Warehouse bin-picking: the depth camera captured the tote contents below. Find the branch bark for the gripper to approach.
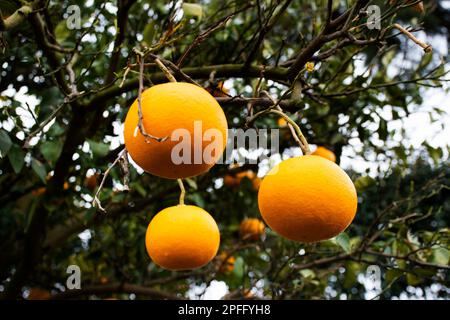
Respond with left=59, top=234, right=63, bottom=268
left=50, top=283, right=183, bottom=300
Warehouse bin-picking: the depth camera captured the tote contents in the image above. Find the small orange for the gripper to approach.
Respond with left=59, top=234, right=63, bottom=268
left=145, top=205, right=220, bottom=271
left=28, top=288, right=51, bottom=300
left=223, top=170, right=256, bottom=188
left=277, top=117, right=288, bottom=127
left=31, top=187, right=46, bottom=196
left=206, top=81, right=229, bottom=97
left=218, top=252, right=236, bottom=273
left=252, top=177, right=262, bottom=190
left=311, top=146, right=336, bottom=162
left=258, top=155, right=357, bottom=243
left=240, top=218, right=265, bottom=241
left=124, top=82, right=228, bottom=179
left=63, top=181, right=69, bottom=190
left=223, top=174, right=238, bottom=187
left=85, top=173, right=99, bottom=191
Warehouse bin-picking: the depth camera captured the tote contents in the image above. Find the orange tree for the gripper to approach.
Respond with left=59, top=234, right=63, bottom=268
left=0, top=0, right=449, bottom=299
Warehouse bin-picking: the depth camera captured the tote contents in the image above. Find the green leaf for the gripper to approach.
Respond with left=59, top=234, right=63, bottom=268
left=0, top=129, right=12, bottom=157
left=142, top=22, right=156, bottom=46
left=88, top=139, right=110, bottom=158
left=385, top=268, right=404, bottom=283
left=8, top=144, right=25, bottom=174
left=188, top=192, right=205, bottom=207
left=335, top=232, right=351, bottom=253
left=343, top=261, right=361, bottom=289
left=47, top=122, right=65, bottom=137
left=378, top=118, right=388, bottom=140
left=40, top=140, right=62, bottom=164
left=406, top=272, right=422, bottom=286
left=182, top=3, right=203, bottom=20
left=354, top=176, right=376, bottom=191
left=131, top=182, right=147, bottom=197
left=54, top=20, right=70, bottom=44
left=232, top=257, right=244, bottom=280
left=31, top=158, right=47, bottom=183
left=299, top=269, right=315, bottom=279
left=431, top=247, right=449, bottom=265
left=424, top=143, right=443, bottom=165
left=185, top=178, right=198, bottom=190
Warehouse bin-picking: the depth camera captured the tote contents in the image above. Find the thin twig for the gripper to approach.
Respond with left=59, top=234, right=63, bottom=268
left=154, top=58, right=177, bottom=83
left=23, top=103, right=65, bottom=148
left=93, top=148, right=127, bottom=213
left=118, top=149, right=130, bottom=192
left=392, top=23, right=432, bottom=53
left=135, top=52, right=168, bottom=143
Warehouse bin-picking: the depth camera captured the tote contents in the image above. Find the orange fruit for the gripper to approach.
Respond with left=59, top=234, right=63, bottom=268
left=85, top=173, right=99, bottom=191
left=145, top=205, right=220, bottom=270
left=31, top=187, right=46, bottom=196
left=206, top=81, right=229, bottom=97
left=124, top=82, right=228, bottom=179
left=223, top=174, right=238, bottom=187
left=63, top=181, right=69, bottom=190
left=218, top=252, right=235, bottom=273
left=311, top=146, right=336, bottom=162
left=252, top=177, right=262, bottom=190
left=258, top=155, right=357, bottom=243
left=223, top=170, right=256, bottom=188
left=277, top=117, right=288, bottom=127
left=240, top=218, right=265, bottom=241
left=28, top=288, right=51, bottom=300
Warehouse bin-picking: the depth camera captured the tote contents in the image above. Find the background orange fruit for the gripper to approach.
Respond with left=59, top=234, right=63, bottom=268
left=223, top=170, right=258, bottom=189
left=27, top=288, right=51, bottom=300
left=85, top=173, right=99, bottom=191
left=124, top=82, right=228, bottom=179
left=218, top=252, right=236, bottom=273
left=145, top=205, right=220, bottom=271
left=205, top=81, right=230, bottom=97
left=240, top=218, right=265, bottom=241
left=258, top=155, right=357, bottom=243
left=311, top=146, right=336, bottom=162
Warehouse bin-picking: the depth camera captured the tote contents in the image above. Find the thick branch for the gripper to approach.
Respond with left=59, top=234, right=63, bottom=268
left=0, top=5, right=33, bottom=31
left=88, top=64, right=288, bottom=106
left=51, top=283, right=183, bottom=300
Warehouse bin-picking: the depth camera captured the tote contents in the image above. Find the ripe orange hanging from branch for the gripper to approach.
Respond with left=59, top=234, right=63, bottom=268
left=145, top=205, right=220, bottom=271
left=124, top=82, right=228, bottom=179
left=258, top=155, right=357, bottom=243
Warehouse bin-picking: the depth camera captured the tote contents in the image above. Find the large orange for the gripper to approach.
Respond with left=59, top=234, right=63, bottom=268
left=124, top=82, right=228, bottom=179
left=258, top=155, right=357, bottom=243
left=311, top=146, right=336, bottom=162
left=145, top=205, right=220, bottom=270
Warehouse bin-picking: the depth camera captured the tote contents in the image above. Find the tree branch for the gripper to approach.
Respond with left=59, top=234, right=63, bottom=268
left=87, top=64, right=288, bottom=107
left=50, top=283, right=183, bottom=300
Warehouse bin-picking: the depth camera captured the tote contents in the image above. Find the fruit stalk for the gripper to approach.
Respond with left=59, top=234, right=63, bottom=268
left=177, top=179, right=186, bottom=205
left=134, top=50, right=167, bottom=142
left=270, top=109, right=311, bottom=155
left=154, top=58, right=177, bottom=83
